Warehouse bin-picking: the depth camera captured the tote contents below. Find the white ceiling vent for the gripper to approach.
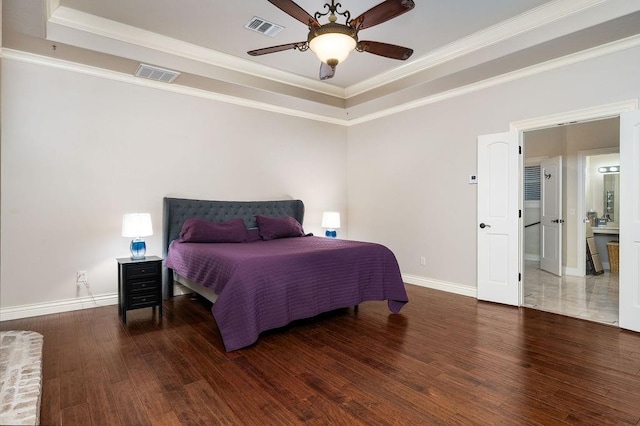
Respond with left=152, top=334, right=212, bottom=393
left=134, top=64, right=180, bottom=83
left=245, top=17, right=284, bottom=37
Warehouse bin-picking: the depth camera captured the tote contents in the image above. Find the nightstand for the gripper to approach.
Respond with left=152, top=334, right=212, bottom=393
left=117, top=256, right=163, bottom=324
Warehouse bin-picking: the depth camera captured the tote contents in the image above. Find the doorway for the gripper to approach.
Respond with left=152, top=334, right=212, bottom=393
left=520, top=118, right=620, bottom=325
left=477, top=101, right=640, bottom=332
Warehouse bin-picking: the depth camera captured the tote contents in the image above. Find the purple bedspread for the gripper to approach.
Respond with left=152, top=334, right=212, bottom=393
left=165, top=236, right=408, bottom=351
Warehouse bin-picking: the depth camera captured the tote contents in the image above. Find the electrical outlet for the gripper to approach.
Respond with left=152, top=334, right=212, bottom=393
left=77, top=271, right=87, bottom=284
left=420, top=256, right=426, bottom=266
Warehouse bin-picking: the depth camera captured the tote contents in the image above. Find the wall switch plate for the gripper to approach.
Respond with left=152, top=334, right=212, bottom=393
left=469, top=175, right=478, bottom=184
left=420, top=256, right=426, bottom=266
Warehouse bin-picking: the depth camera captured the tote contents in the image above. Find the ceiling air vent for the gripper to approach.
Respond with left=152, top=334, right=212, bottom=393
left=134, top=64, right=180, bottom=83
left=245, top=17, right=284, bottom=37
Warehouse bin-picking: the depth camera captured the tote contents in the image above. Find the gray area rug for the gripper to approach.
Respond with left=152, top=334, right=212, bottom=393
left=0, top=330, right=43, bottom=425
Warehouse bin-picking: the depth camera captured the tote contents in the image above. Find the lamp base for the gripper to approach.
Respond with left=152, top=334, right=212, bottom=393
left=130, top=238, right=147, bottom=260
left=325, top=229, right=337, bottom=238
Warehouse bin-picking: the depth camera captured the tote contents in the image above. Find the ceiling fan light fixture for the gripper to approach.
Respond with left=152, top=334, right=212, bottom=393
left=308, top=24, right=357, bottom=66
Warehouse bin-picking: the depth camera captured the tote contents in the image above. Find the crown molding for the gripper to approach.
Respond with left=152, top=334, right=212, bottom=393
left=5, top=33, right=638, bottom=127
left=346, top=34, right=640, bottom=126
left=44, top=0, right=630, bottom=102
left=2, top=49, right=349, bottom=126
left=345, top=0, right=610, bottom=97
left=46, top=5, right=346, bottom=99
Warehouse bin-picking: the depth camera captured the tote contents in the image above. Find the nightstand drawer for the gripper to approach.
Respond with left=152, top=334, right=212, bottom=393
left=126, top=262, right=159, bottom=278
left=129, top=293, right=159, bottom=309
left=129, top=279, right=160, bottom=293
left=117, top=256, right=163, bottom=324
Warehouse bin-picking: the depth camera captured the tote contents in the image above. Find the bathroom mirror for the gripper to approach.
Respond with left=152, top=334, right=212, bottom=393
left=603, top=173, right=620, bottom=224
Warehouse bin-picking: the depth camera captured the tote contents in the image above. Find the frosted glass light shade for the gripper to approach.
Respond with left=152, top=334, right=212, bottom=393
left=309, top=32, right=356, bottom=65
left=122, top=213, right=153, bottom=237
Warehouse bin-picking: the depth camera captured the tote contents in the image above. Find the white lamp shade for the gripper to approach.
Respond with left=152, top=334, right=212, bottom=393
left=321, top=212, right=341, bottom=229
left=122, top=213, right=153, bottom=237
left=309, top=32, right=356, bottom=65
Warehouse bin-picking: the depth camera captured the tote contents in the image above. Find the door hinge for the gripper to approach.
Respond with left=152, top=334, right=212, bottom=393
left=519, top=209, right=522, bottom=218
left=518, top=273, right=521, bottom=282
left=519, top=146, right=522, bottom=154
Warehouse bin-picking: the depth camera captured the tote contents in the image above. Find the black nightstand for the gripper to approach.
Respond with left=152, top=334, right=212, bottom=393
left=117, top=256, right=163, bottom=324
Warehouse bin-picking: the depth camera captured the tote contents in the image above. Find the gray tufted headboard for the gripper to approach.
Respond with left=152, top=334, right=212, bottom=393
left=162, top=197, right=305, bottom=298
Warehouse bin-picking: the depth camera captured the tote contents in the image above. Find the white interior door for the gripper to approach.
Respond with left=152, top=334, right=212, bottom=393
left=540, top=156, right=563, bottom=276
left=620, top=110, right=640, bottom=332
left=477, top=131, right=520, bottom=305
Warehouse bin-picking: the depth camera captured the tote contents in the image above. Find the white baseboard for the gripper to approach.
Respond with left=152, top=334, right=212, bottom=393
left=563, top=266, right=584, bottom=277
left=0, top=293, right=118, bottom=321
left=1, top=275, right=476, bottom=321
left=402, top=274, right=476, bottom=298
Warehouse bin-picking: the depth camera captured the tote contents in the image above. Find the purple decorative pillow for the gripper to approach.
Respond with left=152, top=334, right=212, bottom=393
left=246, top=228, right=261, bottom=242
left=179, top=218, right=248, bottom=243
left=255, top=215, right=305, bottom=241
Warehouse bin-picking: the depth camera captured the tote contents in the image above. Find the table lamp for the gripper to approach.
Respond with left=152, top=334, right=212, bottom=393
left=122, top=213, right=153, bottom=259
left=321, top=211, right=340, bottom=238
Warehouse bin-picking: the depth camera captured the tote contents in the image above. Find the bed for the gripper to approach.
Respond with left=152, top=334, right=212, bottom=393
left=163, top=197, right=408, bottom=351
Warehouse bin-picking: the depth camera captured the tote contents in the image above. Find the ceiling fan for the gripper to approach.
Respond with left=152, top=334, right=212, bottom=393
left=248, top=0, right=415, bottom=80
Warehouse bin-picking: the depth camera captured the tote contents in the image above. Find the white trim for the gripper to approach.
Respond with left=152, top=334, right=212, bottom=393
left=524, top=254, right=541, bottom=261
left=564, top=266, right=584, bottom=277
left=402, top=274, right=476, bottom=298
left=0, top=293, right=118, bottom=321
left=2, top=49, right=349, bottom=126
left=349, top=35, right=640, bottom=126
left=511, top=99, right=639, bottom=131
left=346, top=0, right=610, bottom=97
left=47, top=6, right=346, bottom=99
left=5, top=33, right=639, bottom=127
left=44, top=0, right=622, bottom=99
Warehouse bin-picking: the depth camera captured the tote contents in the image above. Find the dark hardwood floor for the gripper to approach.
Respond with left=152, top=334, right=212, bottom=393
left=2, top=284, right=639, bottom=425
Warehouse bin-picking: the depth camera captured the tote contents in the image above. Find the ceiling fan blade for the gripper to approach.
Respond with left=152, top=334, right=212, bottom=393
left=319, top=62, right=335, bottom=80
left=350, top=0, right=415, bottom=30
left=248, top=41, right=306, bottom=56
left=357, top=41, right=413, bottom=60
left=268, top=0, right=320, bottom=28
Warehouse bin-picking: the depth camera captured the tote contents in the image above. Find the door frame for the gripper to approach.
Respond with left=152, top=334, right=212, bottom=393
left=509, top=99, right=637, bottom=308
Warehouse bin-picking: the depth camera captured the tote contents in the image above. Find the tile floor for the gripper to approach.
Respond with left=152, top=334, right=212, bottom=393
left=522, top=260, right=619, bottom=325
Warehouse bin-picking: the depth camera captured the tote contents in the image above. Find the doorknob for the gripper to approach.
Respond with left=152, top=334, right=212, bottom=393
left=479, top=223, right=491, bottom=229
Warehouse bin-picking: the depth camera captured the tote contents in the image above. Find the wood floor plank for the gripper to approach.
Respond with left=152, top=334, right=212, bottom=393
left=60, top=403, right=92, bottom=426
left=111, top=379, right=151, bottom=426
left=40, top=377, right=61, bottom=426
left=2, top=284, right=640, bottom=425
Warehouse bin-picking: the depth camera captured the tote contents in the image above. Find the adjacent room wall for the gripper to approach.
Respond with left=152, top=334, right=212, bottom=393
left=347, top=45, right=640, bottom=292
left=0, top=58, right=348, bottom=309
left=523, top=119, right=619, bottom=275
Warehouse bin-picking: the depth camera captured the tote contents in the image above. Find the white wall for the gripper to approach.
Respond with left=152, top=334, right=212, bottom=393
left=2, top=44, right=640, bottom=313
left=0, top=59, right=348, bottom=309
left=347, top=45, right=640, bottom=291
